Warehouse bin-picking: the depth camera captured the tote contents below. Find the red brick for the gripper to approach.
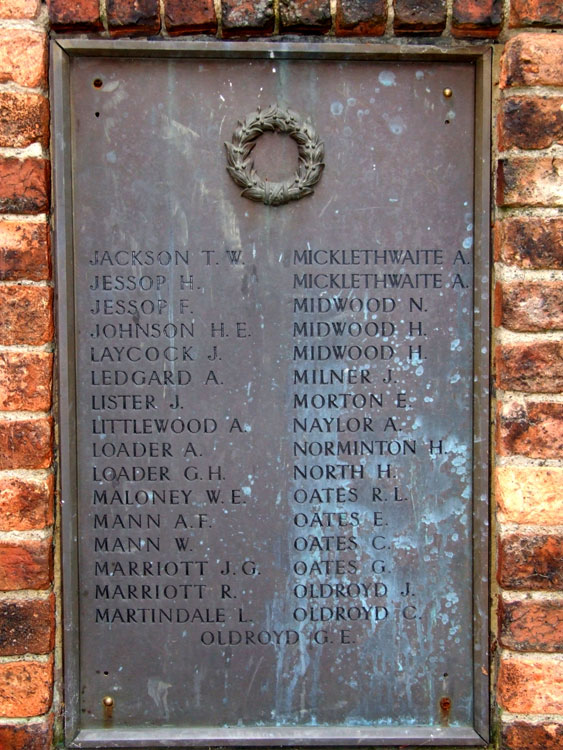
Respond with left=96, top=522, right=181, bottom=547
left=47, top=0, right=103, bottom=30
left=498, top=281, right=563, bottom=331
left=495, top=217, right=563, bottom=269
left=0, top=476, right=54, bottom=532
left=335, top=0, right=387, bottom=35
left=500, top=33, right=563, bottom=88
left=164, top=0, right=217, bottom=34
left=502, top=721, right=563, bottom=750
left=496, top=342, right=563, bottom=392
left=498, top=657, right=563, bottom=714
left=497, top=401, right=563, bottom=459
left=280, top=0, right=332, bottom=33
left=0, top=93, right=49, bottom=150
left=501, top=219, right=563, bottom=266
left=0, top=220, right=50, bottom=281
left=498, top=532, right=563, bottom=589
left=0, top=159, right=49, bottom=215
left=452, top=0, right=502, bottom=38
left=0, top=286, right=53, bottom=346
left=0, top=351, right=52, bottom=411
left=107, top=0, right=160, bottom=36
left=497, top=157, right=563, bottom=207
left=493, top=280, right=503, bottom=328
left=0, top=595, right=55, bottom=655
left=510, top=0, right=563, bottom=28
left=499, top=96, right=563, bottom=151
left=0, top=718, right=53, bottom=750
left=221, top=0, right=274, bottom=37
left=0, top=418, right=53, bottom=470
left=496, top=465, right=563, bottom=524
left=0, top=539, right=52, bottom=590
left=500, top=598, right=563, bottom=652
left=0, top=0, right=40, bottom=19
left=0, top=660, right=52, bottom=717
left=393, top=0, right=446, bottom=34
left=0, top=30, right=46, bottom=88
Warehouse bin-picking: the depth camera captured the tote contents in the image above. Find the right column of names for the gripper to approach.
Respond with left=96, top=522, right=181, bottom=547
left=289, top=244, right=472, bottom=647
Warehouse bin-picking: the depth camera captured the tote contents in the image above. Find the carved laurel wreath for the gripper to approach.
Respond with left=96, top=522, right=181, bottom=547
left=224, top=104, right=325, bottom=207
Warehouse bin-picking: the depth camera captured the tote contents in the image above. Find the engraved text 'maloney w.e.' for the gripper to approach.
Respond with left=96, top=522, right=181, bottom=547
left=225, top=104, right=325, bottom=207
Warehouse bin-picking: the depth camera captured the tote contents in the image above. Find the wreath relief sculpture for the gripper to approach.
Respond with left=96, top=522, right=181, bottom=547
left=225, top=104, right=325, bottom=207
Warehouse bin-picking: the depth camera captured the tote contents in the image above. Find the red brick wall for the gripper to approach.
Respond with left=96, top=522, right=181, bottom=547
left=495, top=25, right=563, bottom=750
left=0, top=1, right=560, bottom=748
left=0, top=1, right=55, bottom=748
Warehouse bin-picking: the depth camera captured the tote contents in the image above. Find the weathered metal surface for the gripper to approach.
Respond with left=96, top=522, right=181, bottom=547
left=53, top=41, right=490, bottom=747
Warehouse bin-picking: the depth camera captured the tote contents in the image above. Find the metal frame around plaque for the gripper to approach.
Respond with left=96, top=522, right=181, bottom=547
left=51, top=39, right=491, bottom=748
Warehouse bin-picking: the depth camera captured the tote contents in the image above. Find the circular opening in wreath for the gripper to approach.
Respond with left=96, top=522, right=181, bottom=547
left=251, top=131, right=300, bottom=183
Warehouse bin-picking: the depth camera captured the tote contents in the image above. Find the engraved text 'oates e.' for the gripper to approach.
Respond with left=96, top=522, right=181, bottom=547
left=53, top=41, right=490, bottom=748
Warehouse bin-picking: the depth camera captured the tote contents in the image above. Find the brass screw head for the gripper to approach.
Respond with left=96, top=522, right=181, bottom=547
left=102, top=696, right=114, bottom=708
left=443, top=88, right=453, bottom=98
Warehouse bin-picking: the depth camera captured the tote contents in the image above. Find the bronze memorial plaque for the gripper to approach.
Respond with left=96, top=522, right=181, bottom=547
left=53, top=42, right=490, bottom=747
